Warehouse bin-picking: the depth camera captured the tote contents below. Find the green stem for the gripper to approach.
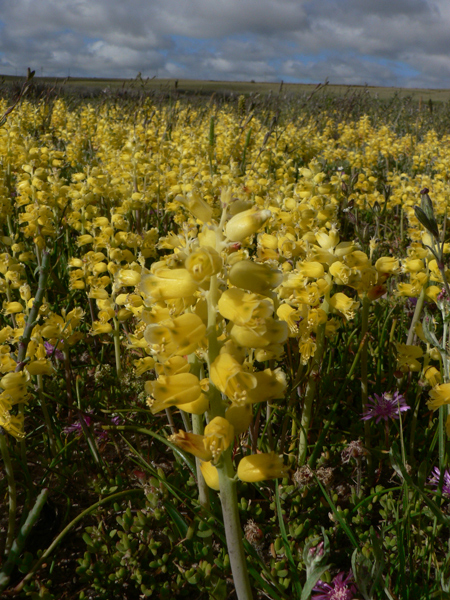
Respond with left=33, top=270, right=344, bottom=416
left=205, top=273, right=253, bottom=599
left=112, top=316, right=122, bottom=379
left=218, top=451, right=254, bottom=600
left=298, top=294, right=330, bottom=465
left=0, top=431, right=16, bottom=558
left=361, top=295, right=371, bottom=468
left=406, top=282, right=427, bottom=346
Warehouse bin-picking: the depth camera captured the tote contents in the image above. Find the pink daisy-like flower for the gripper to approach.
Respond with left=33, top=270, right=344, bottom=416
left=312, top=570, right=357, bottom=600
left=361, top=391, right=410, bottom=424
left=428, top=467, right=450, bottom=498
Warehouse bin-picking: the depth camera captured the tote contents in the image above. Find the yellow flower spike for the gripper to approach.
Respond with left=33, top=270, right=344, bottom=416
left=225, top=404, right=253, bottom=435
left=185, top=246, right=222, bottom=283
left=203, top=416, right=235, bottom=461
left=170, top=430, right=213, bottom=461
left=428, top=383, right=450, bottom=411
left=146, top=372, right=203, bottom=413
left=139, top=268, right=197, bottom=301
left=199, top=461, right=220, bottom=491
left=329, top=293, right=359, bottom=320
left=237, top=452, right=289, bottom=483
left=225, top=207, right=272, bottom=242
left=210, top=353, right=257, bottom=403
left=228, top=260, right=283, bottom=295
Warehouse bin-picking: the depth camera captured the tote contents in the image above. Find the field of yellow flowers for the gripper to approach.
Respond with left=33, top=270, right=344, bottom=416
left=1, top=85, right=450, bottom=599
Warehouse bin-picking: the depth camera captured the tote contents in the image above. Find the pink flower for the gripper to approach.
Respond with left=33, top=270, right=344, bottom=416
left=312, top=571, right=357, bottom=600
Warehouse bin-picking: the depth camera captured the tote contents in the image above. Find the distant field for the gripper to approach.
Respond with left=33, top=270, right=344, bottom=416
left=1, top=73, right=450, bottom=102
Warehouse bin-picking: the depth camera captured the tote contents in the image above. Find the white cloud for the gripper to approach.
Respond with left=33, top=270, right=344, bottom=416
left=0, top=0, right=449, bottom=87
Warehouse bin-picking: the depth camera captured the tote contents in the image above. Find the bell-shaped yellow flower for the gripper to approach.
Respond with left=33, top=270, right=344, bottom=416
left=424, top=366, right=442, bottom=388
left=200, top=460, right=220, bottom=490
left=218, top=288, right=273, bottom=325
left=185, top=246, right=222, bottom=283
left=203, top=416, right=235, bottom=461
left=329, top=293, right=359, bottom=320
left=176, top=191, right=213, bottom=223
left=428, top=383, right=450, bottom=411
left=225, top=404, right=253, bottom=435
left=139, top=268, right=198, bottom=301
left=228, top=260, right=282, bottom=295
left=225, top=208, right=271, bottom=242
left=231, top=318, right=288, bottom=349
left=170, top=430, right=213, bottom=461
left=245, top=369, right=287, bottom=405
left=396, top=343, right=423, bottom=372
left=210, top=353, right=257, bottom=403
left=237, top=452, right=289, bottom=482
left=146, top=372, right=203, bottom=413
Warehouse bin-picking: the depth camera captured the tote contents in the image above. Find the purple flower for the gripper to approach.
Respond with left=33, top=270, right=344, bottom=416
left=428, top=467, right=450, bottom=498
left=312, top=571, right=357, bottom=600
left=361, top=391, right=410, bottom=424
left=44, top=341, right=64, bottom=361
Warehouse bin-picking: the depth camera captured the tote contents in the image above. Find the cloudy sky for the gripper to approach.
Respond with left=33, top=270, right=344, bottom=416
left=1, top=0, right=450, bottom=88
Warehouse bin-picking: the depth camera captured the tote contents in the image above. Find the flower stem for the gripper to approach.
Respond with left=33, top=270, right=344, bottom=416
left=298, top=294, right=329, bottom=465
left=0, top=431, right=16, bottom=558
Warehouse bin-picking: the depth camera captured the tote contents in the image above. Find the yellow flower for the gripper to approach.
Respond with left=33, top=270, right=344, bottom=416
left=245, top=369, right=287, bottom=405
left=146, top=372, right=203, bottom=413
left=396, top=343, right=423, bottom=373
left=237, top=452, right=289, bottom=482
left=329, top=293, right=359, bottom=320
left=424, top=366, right=441, bottom=388
left=375, top=256, right=400, bottom=274
left=225, top=404, right=253, bottom=435
left=428, top=383, right=450, bottom=411
left=203, top=416, right=235, bottom=461
left=228, top=260, right=282, bottom=295
left=185, top=247, right=222, bottom=283
left=170, top=430, right=213, bottom=461
left=4, top=301, right=24, bottom=315
left=210, top=353, right=257, bottom=403
left=176, top=191, right=213, bottom=223
left=230, top=318, right=288, bottom=349
left=218, top=288, right=273, bottom=325
left=144, top=313, right=206, bottom=358
left=225, top=208, right=271, bottom=242
left=139, top=268, right=197, bottom=301
left=200, top=461, right=220, bottom=490
left=26, top=359, right=54, bottom=376
left=0, top=410, right=24, bottom=439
